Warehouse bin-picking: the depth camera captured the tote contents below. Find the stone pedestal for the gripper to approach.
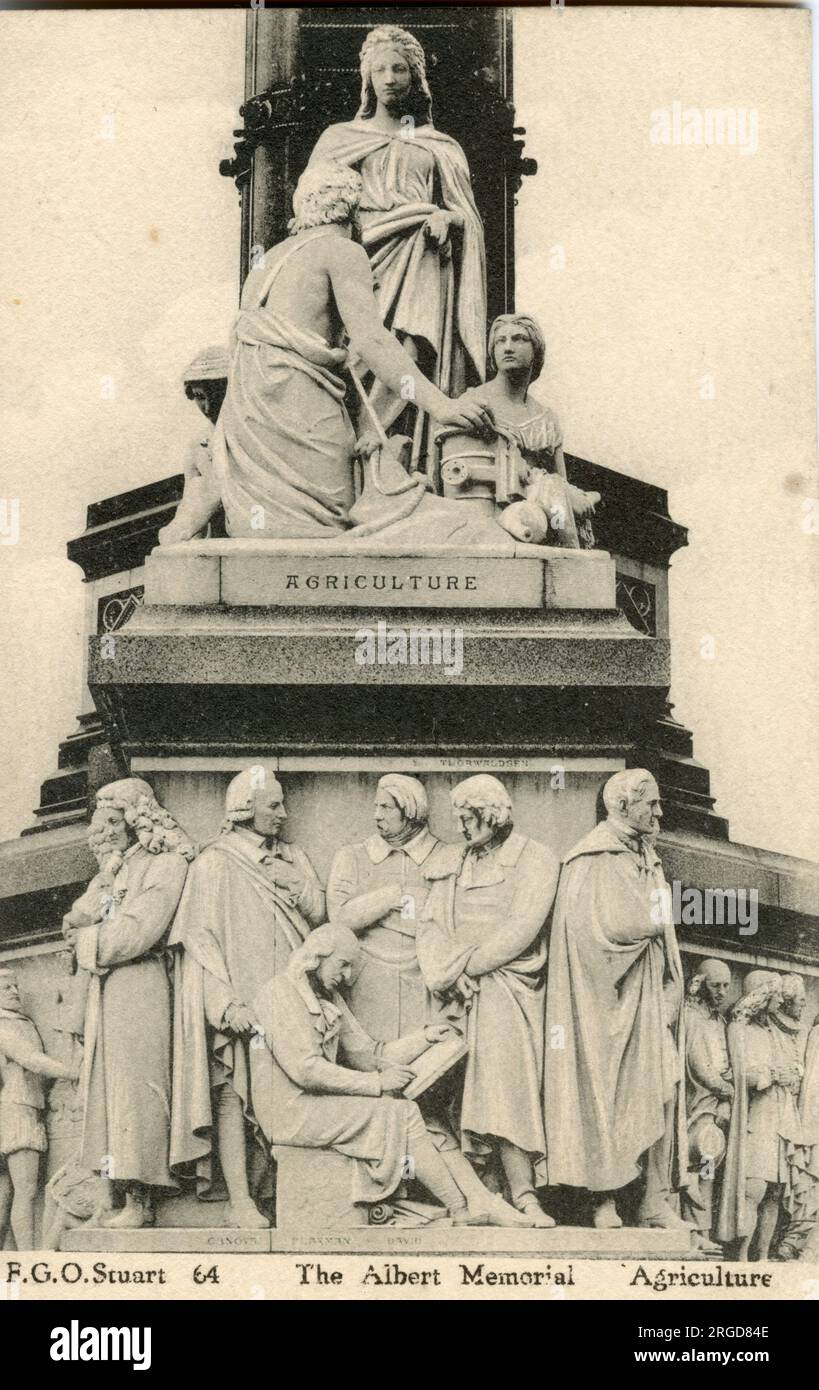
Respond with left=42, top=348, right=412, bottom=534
left=272, top=1147, right=368, bottom=1231
left=144, top=538, right=618, bottom=612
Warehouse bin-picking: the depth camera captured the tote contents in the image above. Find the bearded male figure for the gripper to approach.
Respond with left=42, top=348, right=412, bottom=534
left=169, top=768, right=324, bottom=1228
left=544, top=769, right=689, bottom=1232
left=306, top=24, right=487, bottom=468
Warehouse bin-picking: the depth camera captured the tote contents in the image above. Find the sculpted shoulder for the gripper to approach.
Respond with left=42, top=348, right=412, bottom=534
left=253, top=971, right=296, bottom=1026
left=424, top=842, right=463, bottom=880
left=518, top=835, right=561, bottom=882
left=324, top=234, right=372, bottom=277
left=140, top=847, right=190, bottom=889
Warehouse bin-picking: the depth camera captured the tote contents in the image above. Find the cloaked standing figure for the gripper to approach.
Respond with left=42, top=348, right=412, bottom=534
left=681, top=959, right=734, bottom=1249
left=779, top=1008, right=819, bottom=1260
left=169, top=768, right=325, bottom=1228
left=544, top=769, right=689, bottom=1231
left=307, top=23, right=487, bottom=469
left=717, top=971, right=806, bottom=1260
left=326, top=774, right=444, bottom=1041
left=65, top=778, right=194, bottom=1230
left=417, top=775, right=559, bottom=1227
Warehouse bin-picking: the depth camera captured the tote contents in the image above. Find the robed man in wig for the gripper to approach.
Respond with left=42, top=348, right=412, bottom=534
left=306, top=23, right=487, bottom=466
left=543, top=769, right=689, bottom=1231
left=169, top=768, right=325, bottom=1228
left=65, top=778, right=194, bottom=1230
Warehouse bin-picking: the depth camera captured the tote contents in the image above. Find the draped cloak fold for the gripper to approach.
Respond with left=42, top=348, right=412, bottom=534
left=308, top=121, right=487, bottom=392
left=210, top=233, right=356, bottom=540
left=251, top=974, right=418, bottom=1206
left=77, top=845, right=188, bottom=1190
left=168, top=833, right=319, bottom=1196
left=417, top=832, right=557, bottom=1183
left=791, top=1024, right=819, bottom=1225
left=543, top=821, right=687, bottom=1194
left=716, top=1014, right=805, bottom=1243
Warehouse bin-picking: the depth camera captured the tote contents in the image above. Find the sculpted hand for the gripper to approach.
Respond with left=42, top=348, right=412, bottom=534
left=64, top=906, right=94, bottom=934
left=437, top=397, right=495, bottom=439
left=353, top=430, right=383, bottom=460
left=422, top=211, right=454, bottom=251
left=225, top=1003, right=256, bottom=1036
left=454, top=973, right=480, bottom=1008
left=716, top=1080, right=734, bottom=1100
left=423, top=1024, right=455, bottom=1045
left=379, top=1065, right=416, bottom=1095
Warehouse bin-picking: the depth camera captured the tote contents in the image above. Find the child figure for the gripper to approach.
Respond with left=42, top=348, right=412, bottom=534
left=158, top=345, right=227, bottom=546
left=459, top=313, right=599, bottom=547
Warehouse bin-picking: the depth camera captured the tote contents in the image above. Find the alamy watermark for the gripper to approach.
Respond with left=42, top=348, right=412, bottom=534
left=355, top=621, right=464, bottom=678
left=652, top=880, right=759, bottom=936
left=650, top=102, right=759, bottom=156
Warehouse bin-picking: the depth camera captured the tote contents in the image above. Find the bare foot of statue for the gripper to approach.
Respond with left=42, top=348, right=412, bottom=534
left=514, top=1192, right=556, bottom=1228
left=593, top=1198, right=622, bottom=1229
left=637, top=1200, right=692, bottom=1231
left=225, top=1198, right=268, bottom=1230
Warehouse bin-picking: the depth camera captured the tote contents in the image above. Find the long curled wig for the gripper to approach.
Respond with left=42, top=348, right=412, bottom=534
left=95, top=778, right=195, bottom=862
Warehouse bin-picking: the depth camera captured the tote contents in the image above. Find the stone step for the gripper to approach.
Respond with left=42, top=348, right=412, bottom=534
left=61, top=1224, right=693, bottom=1259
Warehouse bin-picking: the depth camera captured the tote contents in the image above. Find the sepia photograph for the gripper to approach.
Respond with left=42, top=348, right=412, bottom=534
left=1, top=1, right=817, bottom=1324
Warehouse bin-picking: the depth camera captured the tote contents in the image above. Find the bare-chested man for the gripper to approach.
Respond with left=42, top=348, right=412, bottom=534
left=164, top=160, right=492, bottom=543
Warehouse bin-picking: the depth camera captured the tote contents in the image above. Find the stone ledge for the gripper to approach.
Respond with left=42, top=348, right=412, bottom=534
left=144, top=540, right=616, bottom=612
left=89, top=624, right=668, bottom=690
left=60, top=1224, right=693, bottom=1258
